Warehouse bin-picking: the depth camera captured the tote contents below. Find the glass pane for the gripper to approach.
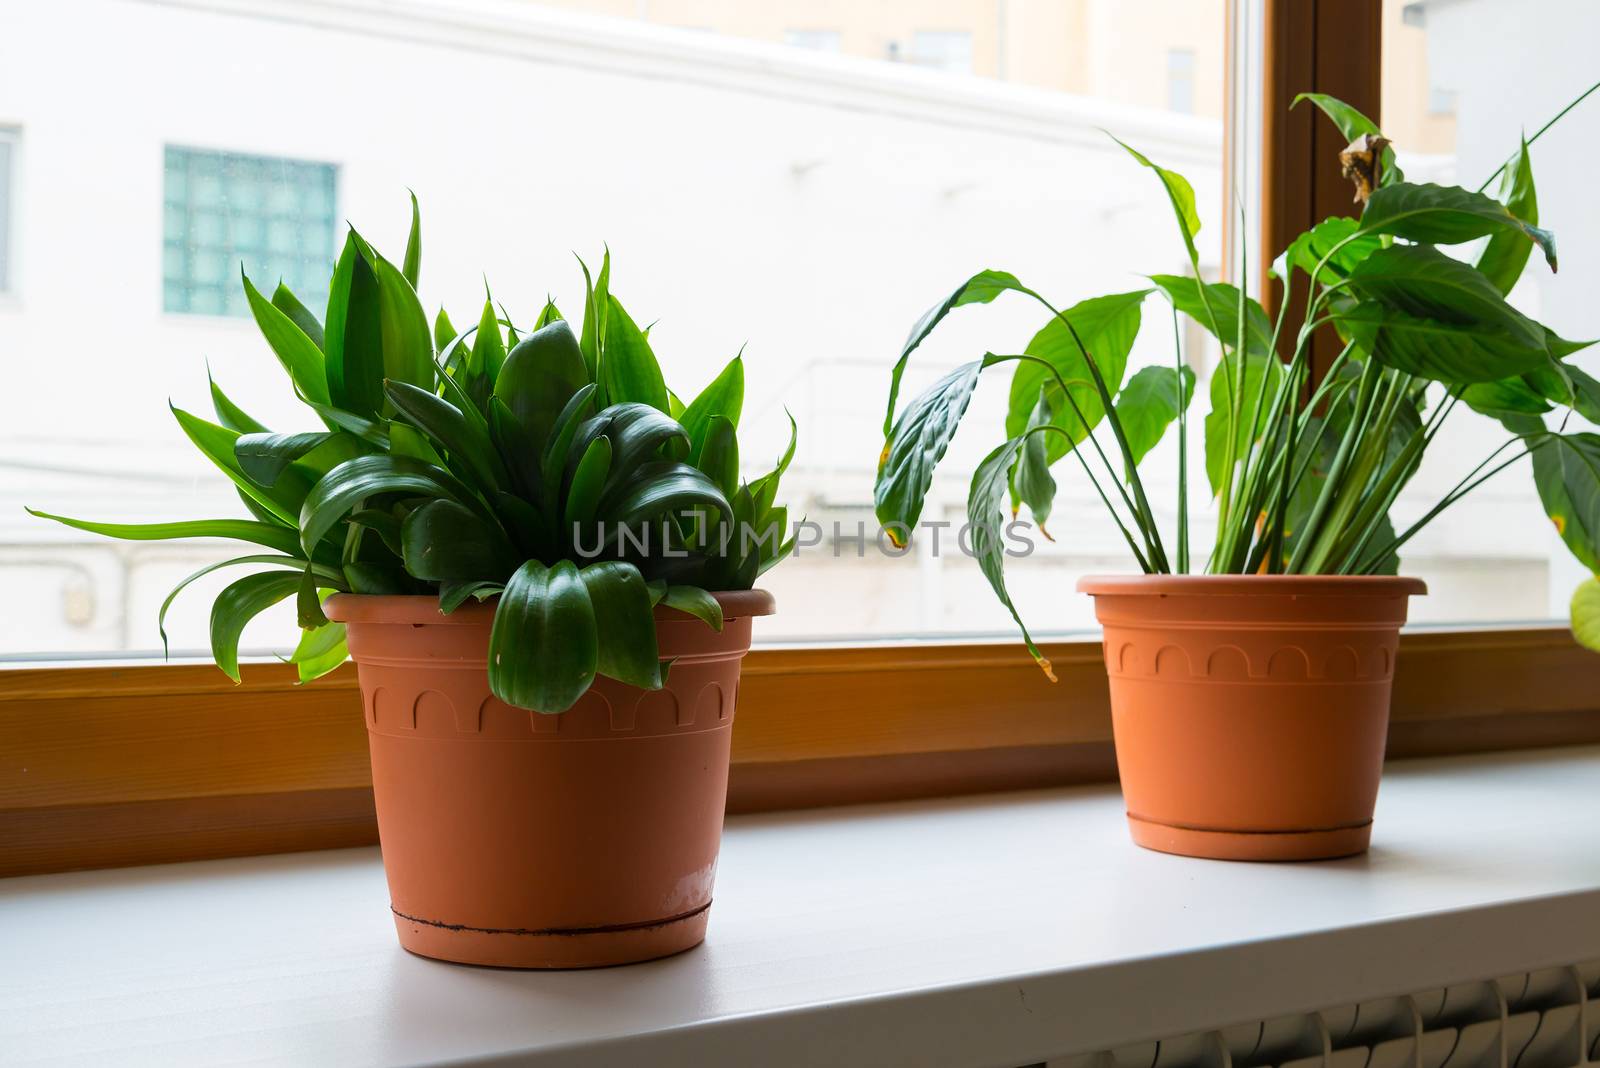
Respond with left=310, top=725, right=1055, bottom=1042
left=0, top=136, right=11, bottom=293
left=1, top=1, right=1229, bottom=659
left=1379, top=0, right=1598, bottom=624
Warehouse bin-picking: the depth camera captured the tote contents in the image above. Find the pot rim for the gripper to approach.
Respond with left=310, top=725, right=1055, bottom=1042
left=1076, top=573, right=1426, bottom=597
left=324, top=588, right=776, bottom=625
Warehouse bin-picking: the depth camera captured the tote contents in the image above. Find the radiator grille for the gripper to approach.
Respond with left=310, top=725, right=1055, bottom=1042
left=1043, top=963, right=1600, bottom=1068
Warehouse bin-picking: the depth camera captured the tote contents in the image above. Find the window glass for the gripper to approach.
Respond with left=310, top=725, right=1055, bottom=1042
left=1380, top=0, right=1600, bottom=623
left=162, top=147, right=337, bottom=317
left=1167, top=49, right=1197, bottom=114
left=0, top=0, right=1227, bottom=658
left=0, top=132, right=12, bottom=293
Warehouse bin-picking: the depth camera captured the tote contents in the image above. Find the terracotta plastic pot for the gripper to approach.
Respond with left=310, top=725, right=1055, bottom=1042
left=324, top=589, right=774, bottom=969
left=1077, top=575, right=1425, bottom=862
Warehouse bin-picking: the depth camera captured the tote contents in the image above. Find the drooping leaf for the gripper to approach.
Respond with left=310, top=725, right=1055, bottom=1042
left=1115, top=364, right=1195, bottom=474
left=297, top=566, right=329, bottom=629
left=299, top=453, right=477, bottom=557
left=599, top=294, right=669, bottom=413
left=578, top=560, right=661, bottom=688
left=400, top=499, right=518, bottom=582
left=1359, top=182, right=1557, bottom=273
left=599, top=461, right=732, bottom=529
left=883, top=269, right=1026, bottom=436
left=661, top=585, right=723, bottom=631
left=1012, top=388, right=1057, bottom=533
left=488, top=560, right=598, bottom=713
left=24, top=511, right=302, bottom=556
left=210, top=571, right=303, bottom=682
left=968, top=435, right=1053, bottom=679
left=288, top=620, right=347, bottom=682
left=876, top=357, right=992, bottom=540
left=1527, top=431, right=1600, bottom=574
left=1112, top=135, right=1202, bottom=263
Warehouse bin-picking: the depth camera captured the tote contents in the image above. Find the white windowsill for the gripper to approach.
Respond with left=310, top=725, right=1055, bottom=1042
left=4, top=747, right=1600, bottom=1068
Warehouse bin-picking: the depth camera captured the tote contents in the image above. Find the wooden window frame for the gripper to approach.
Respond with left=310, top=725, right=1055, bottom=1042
left=5, top=0, right=1599, bottom=879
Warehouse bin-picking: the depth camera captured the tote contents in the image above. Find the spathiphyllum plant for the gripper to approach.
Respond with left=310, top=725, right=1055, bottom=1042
left=32, top=200, right=796, bottom=713
left=876, top=88, right=1600, bottom=675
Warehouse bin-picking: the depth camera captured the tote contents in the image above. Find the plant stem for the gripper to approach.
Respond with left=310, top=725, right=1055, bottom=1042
left=1171, top=305, right=1190, bottom=574
left=1476, top=78, right=1600, bottom=194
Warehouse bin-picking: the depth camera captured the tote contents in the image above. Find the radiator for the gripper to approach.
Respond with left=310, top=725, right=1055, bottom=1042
left=1041, top=963, right=1600, bottom=1068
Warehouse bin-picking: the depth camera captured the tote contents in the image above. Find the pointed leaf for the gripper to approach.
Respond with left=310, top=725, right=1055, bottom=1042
left=210, top=571, right=303, bottom=682
left=661, top=585, right=724, bottom=631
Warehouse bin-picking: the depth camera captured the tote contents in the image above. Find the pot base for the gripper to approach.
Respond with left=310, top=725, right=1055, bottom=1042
left=392, top=905, right=711, bottom=969
left=1127, top=815, right=1372, bottom=862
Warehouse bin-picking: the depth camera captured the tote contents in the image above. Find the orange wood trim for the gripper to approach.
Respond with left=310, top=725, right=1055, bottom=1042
left=4, top=626, right=1599, bottom=877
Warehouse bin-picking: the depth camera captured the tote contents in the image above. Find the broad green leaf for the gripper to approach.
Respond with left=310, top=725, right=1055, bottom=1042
left=1113, top=136, right=1202, bottom=262
left=1275, top=216, right=1382, bottom=283
left=299, top=453, right=477, bottom=556
left=324, top=233, right=385, bottom=416
left=210, top=571, right=303, bottom=682
left=297, top=566, right=328, bottom=629
left=599, top=294, right=669, bottom=412
left=538, top=383, right=600, bottom=517
left=967, top=435, right=1053, bottom=678
left=1204, top=352, right=1282, bottom=495
left=343, top=562, right=414, bottom=595
left=576, top=403, right=688, bottom=480
left=1292, top=92, right=1403, bottom=186
left=234, top=431, right=336, bottom=488
left=1115, top=364, right=1195, bottom=474
left=401, top=499, right=517, bottom=582
left=1012, top=388, right=1056, bottom=533
left=488, top=560, right=598, bottom=713
left=679, top=355, right=744, bottom=454
left=271, top=282, right=326, bottom=353
left=402, top=190, right=421, bottom=289
left=883, top=269, right=1026, bottom=436
left=1461, top=377, right=1553, bottom=422
left=386, top=379, right=510, bottom=493
left=1359, top=182, right=1557, bottom=273
left=564, top=435, right=613, bottom=533
left=1006, top=289, right=1149, bottom=462
left=357, top=234, right=436, bottom=399
left=661, top=585, right=723, bottom=630
left=1477, top=136, right=1538, bottom=295
left=25, top=511, right=302, bottom=555
left=599, top=461, right=732, bottom=529
left=1149, top=277, right=1271, bottom=358
left=170, top=405, right=299, bottom=524
left=1571, top=577, right=1600, bottom=653
left=876, top=358, right=991, bottom=540
left=289, top=620, right=347, bottom=681
left=348, top=507, right=405, bottom=557
left=495, top=319, right=590, bottom=452
left=1527, top=431, right=1600, bottom=574
left=1338, top=244, right=1551, bottom=383
left=439, top=580, right=505, bottom=614
left=386, top=422, right=446, bottom=468
left=467, top=297, right=507, bottom=384
left=578, top=560, right=662, bottom=688
left=242, top=271, right=331, bottom=407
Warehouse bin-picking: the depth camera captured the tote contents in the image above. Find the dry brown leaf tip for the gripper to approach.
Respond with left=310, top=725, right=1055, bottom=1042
left=1340, top=133, right=1391, bottom=205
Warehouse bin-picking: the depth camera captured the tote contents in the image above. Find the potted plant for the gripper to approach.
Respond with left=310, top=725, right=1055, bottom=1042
left=875, top=93, right=1600, bottom=861
left=31, top=201, right=796, bottom=966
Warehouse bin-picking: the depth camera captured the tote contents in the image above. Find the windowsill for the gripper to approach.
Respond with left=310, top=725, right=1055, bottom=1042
left=4, top=747, right=1600, bottom=1067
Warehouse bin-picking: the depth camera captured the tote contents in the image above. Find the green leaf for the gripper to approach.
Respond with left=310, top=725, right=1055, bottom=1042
left=465, top=297, right=507, bottom=386
left=1461, top=377, right=1553, bottom=422
left=534, top=299, right=563, bottom=329
left=599, top=294, right=669, bottom=412
left=1112, top=136, right=1202, bottom=263
left=402, top=191, right=422, bottom=289
left=234, top=431, right=337, bottom=488
left=967, top=435, right=1053, bottom=678
left=578, top=560, right=662, bottom=688
left=1275, top=216, right=1382, bottom=283
left=1006, top=289, right=1149, bottom=462
left=1338, top=244, right=1552, bottom=383
left=385, top=379, right=510, bottom=493
left=1012, top=388, right=1057, bottom=532
left=207, top=369, right=270, bottom=434
left=358, top=234, right=436, bottom=401
left=1115, top=364, right=1195, bottom=474
left=242, top=271, right=331, bottom=407
left=1571, top=577, right=1600, bottom=653
left=564, top=435, right=613, bottom=533
left=1204, top=352, right=1282, bottom=495
left=746, top=409, right=798, bottom=516
left=210, top=571, right=303, bottom=682
left=1148, top=277, right=1271, bottom=358
left=297, top=566, right=329, bottom=629
left=299, top=453, right=476, bottom=557
left=434, top=307, right=459, bottom=358
left=343, top=562, right=414, bottom=595
left=288, top=621, right=347, bottom=682
left=875, top=358, right=990, bottom=539
left=599, top=461, right=732, bottom=529
left=1528, top=431, right=1600, bottom=574
left=271, top=283, right=326, bottom=353
left=155, top=554, right=312, bottom=656
left=488, top=560, right=598, bottom=713
left=578, top=250, right=610, bottom=381
left=439, top=579, right=504, bottom=614
left=538, top=383, right=600, bottom=516
left=1477, top=137, right=1538, bottom=296
left=1359, top=182, right=1557, bottom=273
left=24, top=511, right=302, bottom=556
left=400, top=499, right=518, bottom=582
left=661, top=585, right=723, bottom=630
left=170, top=405, right=299, bottom=524
left=680, top=355, right=744, bottom=454
left=695, top=415, right=740, bottom=499
left=883, top=269, right=1026, bottom=436
left=324, top=232, right=385, bottom=417
left=1292, top=92, right=1403, bottom=186
left=495, top=319, right=591, bottom=452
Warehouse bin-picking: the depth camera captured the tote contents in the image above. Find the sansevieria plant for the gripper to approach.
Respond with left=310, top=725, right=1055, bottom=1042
left=31, top=200, right=796, bottom=713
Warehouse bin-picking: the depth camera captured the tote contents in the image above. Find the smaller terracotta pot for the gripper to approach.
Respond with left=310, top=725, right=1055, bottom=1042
left=325, top=589, right=773, bottom=968
left=1078, top=575, right=1425, bottom=862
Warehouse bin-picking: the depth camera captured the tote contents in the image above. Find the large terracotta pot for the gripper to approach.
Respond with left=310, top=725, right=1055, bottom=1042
left=324, top=589, right=774, bottom=968
left=1077, top=575, right=1425, bottom=862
